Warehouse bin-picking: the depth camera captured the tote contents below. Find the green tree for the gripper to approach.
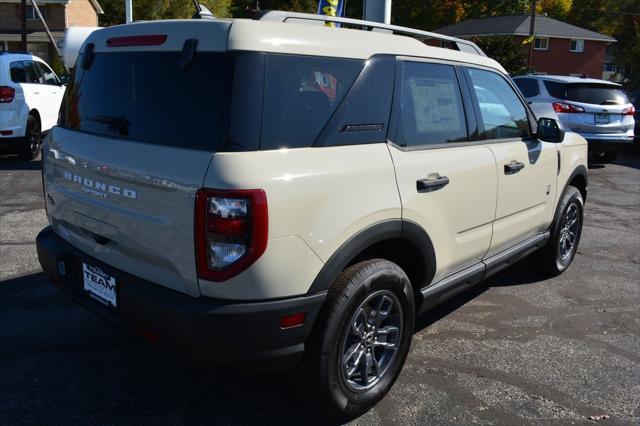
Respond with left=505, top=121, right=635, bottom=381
left=99, top=0, right=232, bottom=26
left=471, top=35, right=528, bottom=75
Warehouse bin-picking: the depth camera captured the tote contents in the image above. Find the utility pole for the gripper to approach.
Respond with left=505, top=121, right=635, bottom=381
left=31, top=0, right=60, bottom=56
left=20, top=0, right=27, bottom=51
left=527, top=0, right=537, bottom=72
left=125, top=0, right=132, bottom=23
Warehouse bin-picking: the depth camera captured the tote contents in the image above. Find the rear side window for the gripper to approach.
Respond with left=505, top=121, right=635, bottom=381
left=544, top=81, right=628, bottom=105
left=23, top=60, right=44, bottom=84
left=62, top=52, right=228, bottom=151
left=514, top=78, right=540, bottom=98
left=10, top=61, right=26, bottom=83
left=467, top=68, right=531, bottom=140
left=395, top=61, right=468, bottom=147
left=260, top=54, right=363, bottom=150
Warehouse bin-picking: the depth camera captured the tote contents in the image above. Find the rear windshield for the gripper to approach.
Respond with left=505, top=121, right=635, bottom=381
left=61, top=51, right=365, bottom=151
left=544, top=81, right=628, bottom=105
left=61, top=52, right=227, bottom=151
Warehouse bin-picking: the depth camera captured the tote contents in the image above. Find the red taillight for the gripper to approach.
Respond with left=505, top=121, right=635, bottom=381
left=0, top=130, right=13, bottom=135
left=622, top=106, right=636, bottom=116
left=553, top=102, right=585, bottom=113
left=0, top=86, right=15, bottom=103
left=195, top=189, right=268, bottom=282
left=106, top=34, right=167, bottom=47
left=280, top=313, right=306, bottom=329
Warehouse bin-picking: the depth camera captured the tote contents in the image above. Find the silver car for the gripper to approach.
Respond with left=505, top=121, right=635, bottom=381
left=513, top=75, right=635, bottom=163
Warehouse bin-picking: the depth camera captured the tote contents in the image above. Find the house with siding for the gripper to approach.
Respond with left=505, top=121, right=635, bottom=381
left=0, top=0, right=103, bottom=62
left=435, top=14, right=616, bottom=79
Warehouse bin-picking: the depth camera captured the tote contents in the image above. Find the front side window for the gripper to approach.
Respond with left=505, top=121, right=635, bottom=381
left=570, top=39, right=584, bottom=53
left=260, top=54, right=363, bottom=150
left=534, top=38, right=549, bottom=50
left=467, top=68, right=531, bottom=140
left=514, top=78, right=540, bottom=98
left=35, top=61, right=59, bottom=85
left=9, top=61, right=26, bottom=83
left=395, top=61, right=467, bottom=147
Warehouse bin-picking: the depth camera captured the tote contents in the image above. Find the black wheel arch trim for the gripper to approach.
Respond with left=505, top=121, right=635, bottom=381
left=565, top=165, right=588, bottom=202
left=306, top=219, right=437, bottom=294
left=549, top=165, right=587, bottom=237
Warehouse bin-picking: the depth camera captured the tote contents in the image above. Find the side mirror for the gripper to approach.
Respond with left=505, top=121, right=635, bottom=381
left=537, top=117, right=565, bottom=143
left=59, top=75, right=69, bottom=85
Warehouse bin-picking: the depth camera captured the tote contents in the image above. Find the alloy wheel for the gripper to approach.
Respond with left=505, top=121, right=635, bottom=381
left=340, top=290, right=403, bottom=393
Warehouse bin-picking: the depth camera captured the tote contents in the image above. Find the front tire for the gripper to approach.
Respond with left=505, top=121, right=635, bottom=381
left=535, top=186, right=584, bottom=277
left=295, top=259, right=415, bottom=420
left=17, top=115, right=42, bottom=161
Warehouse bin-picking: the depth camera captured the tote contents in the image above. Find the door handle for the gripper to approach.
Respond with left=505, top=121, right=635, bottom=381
left=504, top=161, right=525, bottom=175
left=417, top=175, right=450, bottom=193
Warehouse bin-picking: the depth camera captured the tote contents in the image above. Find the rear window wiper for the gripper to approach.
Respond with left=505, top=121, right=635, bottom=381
left=86, top=115, right=130, bottom=136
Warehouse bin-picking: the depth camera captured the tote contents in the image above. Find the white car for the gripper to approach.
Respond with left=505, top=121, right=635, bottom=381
left=0, top=52, right=66, bottom=160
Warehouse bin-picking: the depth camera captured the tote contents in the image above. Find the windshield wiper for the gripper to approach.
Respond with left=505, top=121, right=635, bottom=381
left=86, top=115, right=130, bottom=136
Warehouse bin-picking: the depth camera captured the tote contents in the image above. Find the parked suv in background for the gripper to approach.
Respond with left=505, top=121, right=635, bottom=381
left=36, top=12, right=588, bottom=419
left=0, top=51, right=66, bottom=160
left=513, top=75, right=635, bottom=164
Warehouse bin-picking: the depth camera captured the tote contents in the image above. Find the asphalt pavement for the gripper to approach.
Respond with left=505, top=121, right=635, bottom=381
left=1, top=151, right=638, bottom=425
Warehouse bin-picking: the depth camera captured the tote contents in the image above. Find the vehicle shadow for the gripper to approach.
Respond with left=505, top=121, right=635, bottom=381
left=0, top=271, right=338, bottom=425
left=414, top=256, right=539, bottom=333
left=1, top=258, right=541, bottom=425
left=0, top=155, right=41, bottom=171
left=614, top=151, right=640, bottom=170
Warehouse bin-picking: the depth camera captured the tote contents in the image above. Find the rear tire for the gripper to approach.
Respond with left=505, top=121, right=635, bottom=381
left=589, top=151, right=617, bottom=164
left=534, top=186, right=584, bottom=277
left=17, top=115, right=41, bottom=161
left=294, top=259, right=415, bottom=420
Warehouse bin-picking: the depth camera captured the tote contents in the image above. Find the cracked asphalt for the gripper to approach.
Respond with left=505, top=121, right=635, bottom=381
left=1, top=152, right=639, bottom=425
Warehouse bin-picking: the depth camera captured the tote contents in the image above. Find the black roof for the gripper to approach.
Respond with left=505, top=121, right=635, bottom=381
left=435, top=14, right=616, bottom=42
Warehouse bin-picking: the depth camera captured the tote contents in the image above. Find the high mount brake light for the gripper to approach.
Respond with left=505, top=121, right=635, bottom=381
left=195, top=189, right=268, bottom=282
left=106, top=34, right=167, bottom=47
left=552, top=102, right=585, bottom=113
left=0, top=86, right=15, bottom=103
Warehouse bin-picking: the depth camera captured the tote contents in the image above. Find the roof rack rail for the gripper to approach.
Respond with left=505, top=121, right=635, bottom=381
left=256, top=10, right=486, bottom=57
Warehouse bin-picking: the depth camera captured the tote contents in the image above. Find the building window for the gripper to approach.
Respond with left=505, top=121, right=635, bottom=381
left=26, top=5, right=46, bottom=20
left=604, top=63, right=617, bottom=72
left=570, top=39, right=584, bottom=53
left=533, top=38, right=548, bottom=50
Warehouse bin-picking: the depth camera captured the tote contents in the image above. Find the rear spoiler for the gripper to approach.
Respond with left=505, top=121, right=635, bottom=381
left=62, top=27, right=99, bottom=71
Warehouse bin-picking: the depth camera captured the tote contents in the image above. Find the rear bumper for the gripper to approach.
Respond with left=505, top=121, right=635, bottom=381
left=0, top=137, right=23, bottom=151
left=585, top=138, right=639, bottom=152
left=36, top=226, right=325, bottom=371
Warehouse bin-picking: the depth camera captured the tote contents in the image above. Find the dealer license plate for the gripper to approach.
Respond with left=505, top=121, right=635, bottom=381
left=82, top=263, right=117, bottom=307
left=594, top=113, right=610, bottom=124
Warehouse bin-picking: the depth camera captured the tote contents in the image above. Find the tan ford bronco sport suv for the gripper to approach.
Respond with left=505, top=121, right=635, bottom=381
left=36, top=11, right=588, bottom=419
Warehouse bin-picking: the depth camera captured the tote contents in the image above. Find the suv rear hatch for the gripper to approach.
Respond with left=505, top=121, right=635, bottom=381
left=43, top=20, right=233, bottom=296
left=545, top=80, right=634, bottom=135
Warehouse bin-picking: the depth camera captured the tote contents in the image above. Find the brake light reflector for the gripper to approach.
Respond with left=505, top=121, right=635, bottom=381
left=552, top=102, right=585, bottom=113
left=195, top=189, right=268, bottom=282
left=622, top=106, right=635, bottom=116
left=106, top=34, right=167, bottom=47
left=281, top=313, right=306, bottom=329
left=0, top=86, right=15, bottom=103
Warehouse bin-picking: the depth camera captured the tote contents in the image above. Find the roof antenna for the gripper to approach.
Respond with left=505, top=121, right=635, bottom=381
left=191, top=1, right=215, bottom=19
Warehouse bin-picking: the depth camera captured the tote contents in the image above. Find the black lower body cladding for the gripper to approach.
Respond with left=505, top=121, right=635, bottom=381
left=36, top=226, right=325, bottom=370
